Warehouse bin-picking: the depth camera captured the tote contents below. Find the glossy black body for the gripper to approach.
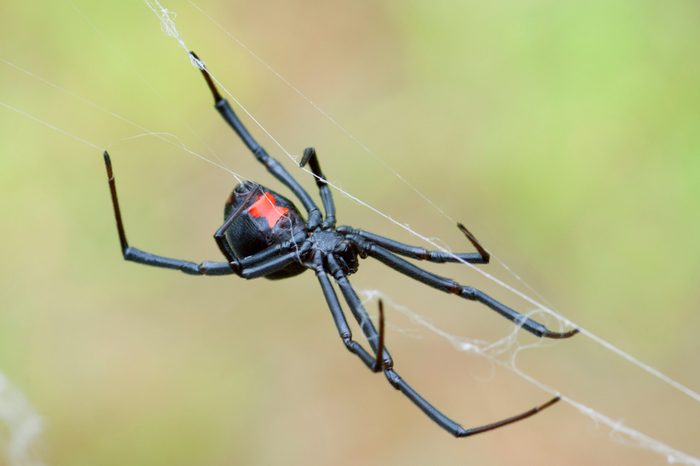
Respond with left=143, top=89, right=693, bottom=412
left=224, top=181, right=307, bottom=279
left=102, top=51, right=578, bottom=439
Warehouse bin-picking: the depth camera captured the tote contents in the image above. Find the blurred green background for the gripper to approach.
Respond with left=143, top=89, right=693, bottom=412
left=1, top=1, right=699, bottom=465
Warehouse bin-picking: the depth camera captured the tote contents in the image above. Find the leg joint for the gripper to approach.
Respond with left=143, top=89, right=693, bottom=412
left=383, top=368, right=401, bottom=389
left=341, top=335, right=357, bottom=352
left=459, top=286, right=477, bottom=299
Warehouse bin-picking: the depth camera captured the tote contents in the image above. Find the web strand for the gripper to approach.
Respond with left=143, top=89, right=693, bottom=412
left=0, top=100, right=102, bottom=151
left=1, top=57, right=245, bottom=183
left=0, top=373, right=44, bottom=466
left=65, top=0, right=239, bottom=179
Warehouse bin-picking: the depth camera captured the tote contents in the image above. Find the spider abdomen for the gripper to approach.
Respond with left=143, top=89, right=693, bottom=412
left=224, top=181, right=307, bottom=279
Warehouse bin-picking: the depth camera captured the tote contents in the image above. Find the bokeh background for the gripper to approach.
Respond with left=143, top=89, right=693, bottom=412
left=1, top=1, right=699, bottom=465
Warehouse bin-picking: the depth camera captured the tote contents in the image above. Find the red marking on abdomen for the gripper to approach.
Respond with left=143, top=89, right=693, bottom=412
left=247, top=192, right=289, bottom=228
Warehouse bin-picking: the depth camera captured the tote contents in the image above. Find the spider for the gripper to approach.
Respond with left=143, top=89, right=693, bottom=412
left=102, top=51, right=578, bottom=438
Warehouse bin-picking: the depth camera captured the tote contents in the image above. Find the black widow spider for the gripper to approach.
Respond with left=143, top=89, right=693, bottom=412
left=102, top=51, right=578, bottom=437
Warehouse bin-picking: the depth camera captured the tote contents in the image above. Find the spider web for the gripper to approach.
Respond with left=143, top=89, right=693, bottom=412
left=0, top=374, right=43, bottom=466
left=0, top=1, right=698, bottom=465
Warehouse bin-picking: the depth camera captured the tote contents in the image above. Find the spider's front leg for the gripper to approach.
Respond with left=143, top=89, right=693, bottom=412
left=347, top=234, right=577, bottom=339
left=339, top=222, right=490, bottom=264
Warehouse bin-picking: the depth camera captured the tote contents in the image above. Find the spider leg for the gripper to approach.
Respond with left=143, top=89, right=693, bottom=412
left=311, top=252, right=383, bottom=371
left=374, top=299, right=386, bottom=371
left=104, top=151, right=299, bottom=278
left=300, top=147, right=336, bottom=228
left=103, top=151, right=233, bottom=275
left=350, top=238, right=577, bottom=339
left=384, top=368, right=561, bottom=437
left=234, top=250, right=305, bottom=279
left=326, top=255, right=392, bottom=366
left=339, top=223, right=489, bottom=264
left=190, top=51, right=322, bottom=230
left=325, top=254, right=561, bottom=436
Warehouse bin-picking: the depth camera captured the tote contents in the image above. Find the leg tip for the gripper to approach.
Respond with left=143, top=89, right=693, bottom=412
left=536, top=395, right=561, bottom=412
left=300, top=147, right=316, bottom=167
left=543, top=327, right=580, bottom=339
left=189, top=51, right=222, bottom=102
left=456, top=222, right=490, bottom=263
left=103, top=150, right=113, bottom=176
left=189, top=51, right=205, bottom=71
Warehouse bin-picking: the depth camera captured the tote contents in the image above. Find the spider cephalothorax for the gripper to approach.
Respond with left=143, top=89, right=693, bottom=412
left=102, top=51, right=578, bottom=438
left=308, top=230, right=360, bottom=275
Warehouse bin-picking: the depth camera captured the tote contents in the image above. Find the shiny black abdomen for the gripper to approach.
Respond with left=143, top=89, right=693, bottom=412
left=223, top=181, right=307, bottom=279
